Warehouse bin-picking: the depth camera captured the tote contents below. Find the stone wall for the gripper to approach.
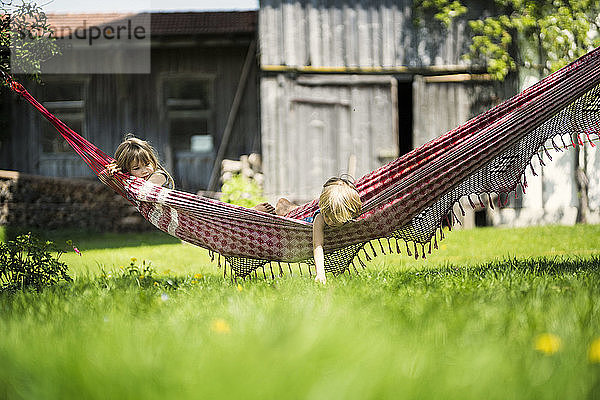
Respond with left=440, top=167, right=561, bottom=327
left=0, top=170, right=153, bottom=232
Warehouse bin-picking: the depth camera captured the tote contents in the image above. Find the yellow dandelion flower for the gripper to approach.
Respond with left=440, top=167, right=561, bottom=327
left=588, top=338, right=600, bottom=364
left=119, top=265, right=124, bottom=269
left=211, top=319, right=231, bottom=334
left=139, top=275, right=145, bottom=279
left=162, top=269, right=171, bottom=275
left=194, top=273, right=203, bottom=279
left=191, top=279, right=198, bottom=284
left=153, top=281, right=159, bottom=286
left=535, top=333, right=562, bottom=355
left=130, top=257, right=137, bottom=262
left=237, top=284, right=243, bottom=292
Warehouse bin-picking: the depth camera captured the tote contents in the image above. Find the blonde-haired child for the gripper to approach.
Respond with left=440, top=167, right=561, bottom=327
left=102, top=135, right=174, bottom=189
left=256, top=176, right=362, bottom=283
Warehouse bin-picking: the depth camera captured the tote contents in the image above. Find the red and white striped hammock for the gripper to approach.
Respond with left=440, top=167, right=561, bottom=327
left=6, top=46, right=600, bottom=278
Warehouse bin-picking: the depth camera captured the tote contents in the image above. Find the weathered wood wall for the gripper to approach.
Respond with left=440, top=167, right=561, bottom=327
left=1, top=43, right=260, bottom=192
left=259, top=0, right=493, bottom=69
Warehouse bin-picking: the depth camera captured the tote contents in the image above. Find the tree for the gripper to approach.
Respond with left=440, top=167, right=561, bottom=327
left=415, top=0, right=600, bottom=81
left=0, top=0, right=59, bottom=83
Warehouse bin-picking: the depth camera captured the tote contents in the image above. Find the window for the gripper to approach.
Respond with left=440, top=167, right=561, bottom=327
left=165, top=78, right=213, bottom=153
left=40, top=81, right=86, bottom=153
left=164, top=77, right=215, bottom=190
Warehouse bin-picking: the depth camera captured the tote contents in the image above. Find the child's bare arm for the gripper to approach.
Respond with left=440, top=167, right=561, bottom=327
left=313, top=213, right=326, bottom=284
left=147, top=172, right=167, bottom=186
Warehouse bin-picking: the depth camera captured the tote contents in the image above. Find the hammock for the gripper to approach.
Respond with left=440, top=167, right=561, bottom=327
left=5, top=47, right=600, bottom=278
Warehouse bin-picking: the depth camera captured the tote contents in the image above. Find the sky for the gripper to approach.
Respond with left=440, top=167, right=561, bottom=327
left=41, top=0, right=259, bottom=13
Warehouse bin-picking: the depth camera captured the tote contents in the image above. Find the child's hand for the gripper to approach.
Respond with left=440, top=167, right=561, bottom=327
left=106, top=162, right=121, bottom=175
left=314, top=274, right=326, bottom=284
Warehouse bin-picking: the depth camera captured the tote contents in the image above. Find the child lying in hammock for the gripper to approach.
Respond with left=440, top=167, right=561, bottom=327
left=255, top=177, right=362, bottom=284
left=100, top=135, right=175, bottom=189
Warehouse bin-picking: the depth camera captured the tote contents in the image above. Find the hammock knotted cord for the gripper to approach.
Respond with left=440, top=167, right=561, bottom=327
left=5, top=46, right=600, bottom=278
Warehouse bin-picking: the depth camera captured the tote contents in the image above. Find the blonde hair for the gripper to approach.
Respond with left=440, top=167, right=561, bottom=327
left=114, top=134, right=174, bottom=185
left=318, top=177, right=362, bottom=227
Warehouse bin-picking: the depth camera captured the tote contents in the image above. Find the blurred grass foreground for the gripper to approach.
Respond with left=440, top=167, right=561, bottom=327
left=0, top=224, right=599, bottom=399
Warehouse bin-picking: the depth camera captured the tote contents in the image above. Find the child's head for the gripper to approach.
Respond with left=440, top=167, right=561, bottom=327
left=318, top=177, right=362, bottom=227
left=114, top=135, right=162, bottom=178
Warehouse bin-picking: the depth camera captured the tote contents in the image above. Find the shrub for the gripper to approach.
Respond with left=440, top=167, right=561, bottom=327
left=0, top=233, right=72, bottom=292
left=220, top=174, right=267, bottom=208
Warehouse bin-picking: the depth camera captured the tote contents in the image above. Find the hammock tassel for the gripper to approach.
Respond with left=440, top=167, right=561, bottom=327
left=269, top=263, right=275, bottom=279
left=578, top=133, right=584, bottom=146
left=487, top=193, right=494, bottom=210
left=413, top=242, right=418, bottom=260
left=387, top=238, right=393, bottom=254
left=559, top=133, right=568, bottom=149
left=277, top=262, right=284, bottom=277
left=551, top=137, right=562, bottom=152
left=433, top=233, right=438, bottom=250
left=458, top=200, right=466, bottom=216
left=356, top=254, right=367, bottom=269
left=363, top=247, right=372, bottom=261
left=351, top=260, right=359, bottom=274
left=503, top=191, right=511, bottom=207
left=585, top=130, right=596, bottom=147
left=468, top=195, right=476, bottom=210
left=297, top=263, right=303, bottom=276
left=478, top=194, right=485, bottom=208
left=405, top=241, right=412, bottom=257
left=529, top=161, right=538, bottom=176
left=395, top=238, right=402, bottom=254
left=378, top=239, right=386, bottom=255
left=288, top=263, right=293, bottom=275
left=369, top=241, right=378, bottom=257
left=544, top=146, right=553, bottom=161
left=537, top=152, right=546, bottom=167
left=452, top=209, right=462, bottom=227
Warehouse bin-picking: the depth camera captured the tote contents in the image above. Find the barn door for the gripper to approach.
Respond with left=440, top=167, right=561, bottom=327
left=290, top=99, right=350, bottom=200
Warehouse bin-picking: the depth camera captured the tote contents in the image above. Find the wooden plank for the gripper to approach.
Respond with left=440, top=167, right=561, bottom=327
left=282, top=0, right=297, bottom=66
left=357, top=0, right=371, bottom=66
left=381, top=0, right=394, bottom=67
left=296, top=74, right=393, bottom=85
left=307, top=0, right=322, bottom=67
left=331, top=0, right=344, bottom=66
left=344, top=3, right=358, bottom=67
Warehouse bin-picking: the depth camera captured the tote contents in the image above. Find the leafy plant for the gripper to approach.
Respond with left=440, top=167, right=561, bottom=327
left=220, top=174, right=267, bottom=208
left=0, top=232, right=72, bottom=292
left=413, top=0, right=600, bottom=81
left=1, top=0, right=60, bottom=81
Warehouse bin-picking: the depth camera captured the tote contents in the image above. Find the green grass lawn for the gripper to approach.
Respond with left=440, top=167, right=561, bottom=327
left=1, top=224, right=599, bottom=399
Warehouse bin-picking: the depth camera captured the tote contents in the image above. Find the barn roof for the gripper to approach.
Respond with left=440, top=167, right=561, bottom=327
left=46, top=11, right=257, bottom=37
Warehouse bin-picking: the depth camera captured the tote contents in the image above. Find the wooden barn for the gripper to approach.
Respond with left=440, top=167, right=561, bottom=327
left=258, top=0, right=515, bottom=205
left=1, top=11, right=260, bottom=192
